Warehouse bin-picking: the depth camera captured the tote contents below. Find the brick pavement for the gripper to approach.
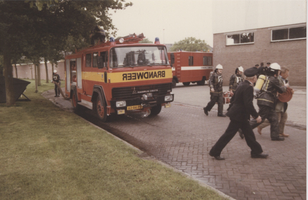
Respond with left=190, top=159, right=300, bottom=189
left=102, top=103, right=306, bottom=200
left=43, top=87, right=306, bottom=200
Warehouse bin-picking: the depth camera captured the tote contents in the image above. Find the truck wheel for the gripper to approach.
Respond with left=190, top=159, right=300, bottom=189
left=95, top=94, right=107, bottom=122
left=197, top=79, right=206, bottom=85
left=150, top=105, right=162, bottom=116
left=183, top=82, right=190, bottom=86
left=71, top=90, right=80, bottom=112
left=172, top=78, right=177, bottom=88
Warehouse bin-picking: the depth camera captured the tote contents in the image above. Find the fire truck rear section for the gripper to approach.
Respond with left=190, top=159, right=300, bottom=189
left=168, top=52, right=213, bottom=87
left=65, top=34, right=174, bottom=121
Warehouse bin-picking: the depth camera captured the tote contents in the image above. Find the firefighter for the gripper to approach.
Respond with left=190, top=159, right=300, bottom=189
left=209, top=67, right=267, bottom=160
left=229, top=66, right=244, bottom=96
left=249, top=63, right=287, bottom=141
left=90, top=25, right=106, bottom=46
left=52, top=70, right=61, bottom=97
left=203, top=64, right=225, bottom=117
left=258, top=62, right=270, bottom=76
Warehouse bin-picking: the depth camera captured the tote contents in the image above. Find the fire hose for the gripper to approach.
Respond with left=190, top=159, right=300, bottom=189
left=54, top=82, right=70, bottom=100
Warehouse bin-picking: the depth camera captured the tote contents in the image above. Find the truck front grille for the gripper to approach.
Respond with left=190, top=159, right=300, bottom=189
left=112, top=83, right=172, bottom=100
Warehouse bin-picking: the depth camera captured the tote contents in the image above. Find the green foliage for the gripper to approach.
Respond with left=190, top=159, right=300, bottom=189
left=0, top=0, right=132, bottom=61
left=170, top=37, right=210, bottom=52
left=0, top=0, right=132, bottom=104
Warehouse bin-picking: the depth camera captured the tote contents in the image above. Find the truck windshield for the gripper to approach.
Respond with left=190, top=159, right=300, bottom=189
left=110, top=46, right=169, bottom=68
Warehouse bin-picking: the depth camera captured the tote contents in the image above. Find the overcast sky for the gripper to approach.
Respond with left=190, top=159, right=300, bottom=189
left=110, top=0, right=307, bottom=47
left=110, top=0, right=213, bottom=46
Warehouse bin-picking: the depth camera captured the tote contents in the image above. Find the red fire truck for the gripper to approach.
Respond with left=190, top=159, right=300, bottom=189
left=65, top=34, right=174, bottom=121
left=167, top=51, right=213, bottom=87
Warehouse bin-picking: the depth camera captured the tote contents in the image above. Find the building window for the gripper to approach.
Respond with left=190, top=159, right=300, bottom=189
left=203, top=56, right=212, bottom=66
left=86, top=54, right=91, bottom=67
left=226, top=32, right=254, bottom=45
left=272, top=26, right=306, bottom=41
left=188, top=56, right=193, bottom=66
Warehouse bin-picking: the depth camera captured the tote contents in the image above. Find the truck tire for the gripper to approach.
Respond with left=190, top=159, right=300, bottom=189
left=183, top=82, right=190, bottom=86
left=197, top=78, right=206, bottom=85
left=71, top=90, right=80, bottom=112
left=150, top=105, right=162, bottom=116
left=94, top=93, right=107, bottom=122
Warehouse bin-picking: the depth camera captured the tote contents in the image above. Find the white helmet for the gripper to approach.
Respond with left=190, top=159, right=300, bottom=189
left=238, top=66, right=244, bottom=72
left=269, top=63, right=281, bottom=71
left=216, top=64, right=223, bottom=69
left=54, top=70, right=57, bottom=73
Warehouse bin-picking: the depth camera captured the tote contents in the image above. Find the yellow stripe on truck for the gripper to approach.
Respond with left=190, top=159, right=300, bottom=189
left=108, top=69, right=172, bottom=83
left=82, top=69, right=172, bottom=83
left=83, top=72, right=105, bottom=82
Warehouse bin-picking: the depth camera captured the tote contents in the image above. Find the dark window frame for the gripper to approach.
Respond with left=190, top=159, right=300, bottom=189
left=93, top=52, right=98, bottom=68
left=203, top=56, right=212, bottom=66
left=86, top=54, right=91, bottom=67
left=188, top=56, right=194, bottom=66
left=100, top=51, right=108, bottom=69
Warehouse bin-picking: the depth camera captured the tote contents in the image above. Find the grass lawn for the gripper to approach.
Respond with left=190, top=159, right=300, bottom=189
left=0, top=80, right=228, bottom=200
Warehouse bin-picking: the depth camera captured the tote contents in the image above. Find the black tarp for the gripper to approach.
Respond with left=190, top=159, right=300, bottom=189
left=0, top=76, right=31, bottom=103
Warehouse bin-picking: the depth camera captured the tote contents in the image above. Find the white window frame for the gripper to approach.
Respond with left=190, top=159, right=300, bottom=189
left=226, top=32, right=255, bottom=46
left=271, top=25, right=306, bottom=42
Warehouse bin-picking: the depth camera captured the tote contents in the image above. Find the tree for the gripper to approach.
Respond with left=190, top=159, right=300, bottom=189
left=0, top=55, right=3, bottom=76
left=170, top=37, right=210, bottom=52
left=0, top=0, right=132, bottom=106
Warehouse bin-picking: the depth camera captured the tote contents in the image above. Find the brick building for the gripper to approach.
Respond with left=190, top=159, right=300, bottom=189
left=213, top=0, right=306, bottom=86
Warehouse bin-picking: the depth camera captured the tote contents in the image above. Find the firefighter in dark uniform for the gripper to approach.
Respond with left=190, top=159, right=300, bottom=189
left=203, top=64, right=225, bottom=117
left=52, top=70, right=60, bottom=97
left=90, top=25, right=106, bottom=46
left=229, top=66, right=244, bottom=96
left=209, top=67, right=268, bottom=160
left=250, top=63, right=287, bottom=141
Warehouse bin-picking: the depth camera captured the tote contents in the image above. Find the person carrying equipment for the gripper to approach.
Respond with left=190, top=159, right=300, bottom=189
left=250, top=63, right=287, bottom=141
left=229, top=66, right=244, bottom=96
left=203, top=64, right=225, bottom=117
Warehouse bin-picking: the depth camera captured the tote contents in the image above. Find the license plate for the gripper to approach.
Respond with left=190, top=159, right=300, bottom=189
left=127, top=105, right=143, bottom=110
left=117, top=109, right=125, bottom=115
left=164, top=103, right=171, bottom=108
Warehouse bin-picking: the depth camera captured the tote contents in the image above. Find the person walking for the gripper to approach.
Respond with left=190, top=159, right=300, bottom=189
left=203, top=64, right=225, bottom=117
left=257, top=67, right=293, bottom=137
left=229, top=66, right=244, bottom=96
left=209, top=67, right=268, bottom=160
left=249, top=63, right=287, bottom=141
left=52, top=70, right=61, bottom=97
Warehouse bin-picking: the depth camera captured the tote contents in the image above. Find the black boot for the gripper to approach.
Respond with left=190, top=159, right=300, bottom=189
left=203, top=107, right=208, bottom=116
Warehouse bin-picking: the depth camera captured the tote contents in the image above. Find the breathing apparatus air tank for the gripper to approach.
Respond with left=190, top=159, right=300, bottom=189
left=254, top=74, right=266, bottom=93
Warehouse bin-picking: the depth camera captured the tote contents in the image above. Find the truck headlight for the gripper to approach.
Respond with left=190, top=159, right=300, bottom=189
left=164, top=95, right=173, bottom=102
left=116, top=101, right=126, bottom=107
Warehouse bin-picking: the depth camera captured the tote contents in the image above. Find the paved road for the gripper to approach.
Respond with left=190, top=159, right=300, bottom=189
left=43, top=83, right=306, bottom=200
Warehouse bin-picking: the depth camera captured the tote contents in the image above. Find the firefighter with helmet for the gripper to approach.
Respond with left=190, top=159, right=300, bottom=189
left=249, top=62, right=287, bottom=141
left=52, top=70, right=61, bottom=97
left=203, top=64, right=225, bottom=117
left=229, top=66, right=244, bottom=96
